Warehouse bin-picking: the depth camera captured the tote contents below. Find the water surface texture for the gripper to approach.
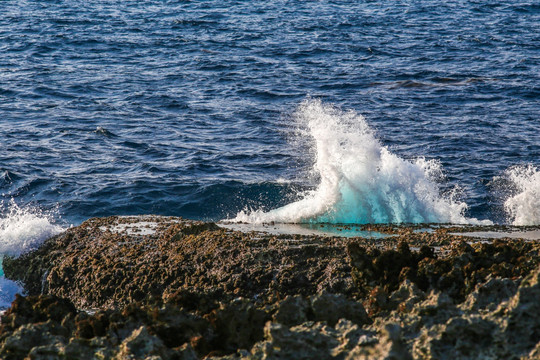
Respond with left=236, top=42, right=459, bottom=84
left=1, top=0, right=539, bottom=228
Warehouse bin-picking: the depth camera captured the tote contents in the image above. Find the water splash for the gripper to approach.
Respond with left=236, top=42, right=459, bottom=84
left=0, top=200, right=62, bottom=309
left=504, top=165, right=540, bottom=226
left=234, top=100, right=490, bottom=225
left=0, top=200, right=64, bottom=257
left=0, top=276, right=24, bottom=309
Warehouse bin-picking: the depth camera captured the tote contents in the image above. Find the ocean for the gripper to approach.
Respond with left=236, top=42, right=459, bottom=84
left=0, top=1, right=539, bottom=305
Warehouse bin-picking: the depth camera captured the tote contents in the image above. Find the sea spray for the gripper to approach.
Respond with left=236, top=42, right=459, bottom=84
left=0, top=200, right=64, bottom=256
left=0, top=200, right=64, bottom=308
left=504, top=165, right=540, bottom=226
left=0, top=277, right=24, bottom=309
left=234, top=100, right=490, bottom=225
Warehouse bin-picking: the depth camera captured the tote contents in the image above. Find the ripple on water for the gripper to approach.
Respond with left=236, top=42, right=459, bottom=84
left=0, top=0, right=537, bottom=224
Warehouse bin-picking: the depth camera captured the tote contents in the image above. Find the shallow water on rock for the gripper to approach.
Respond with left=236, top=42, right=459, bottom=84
left=219, top=222, right=393, bottom=239
left=455, top=230, right=540, bottom=240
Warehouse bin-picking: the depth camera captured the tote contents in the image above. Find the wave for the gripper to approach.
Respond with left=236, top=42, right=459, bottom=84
left=233, top=99, right=491, bottom=225
left=0, top=200, right=65, bottom=257
left=504, top=165, right=540, bottom=226
left=0, top=201, right=62, bottom=309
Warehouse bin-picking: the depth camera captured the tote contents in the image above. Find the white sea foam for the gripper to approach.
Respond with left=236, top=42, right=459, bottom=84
left=233, top=99, right=490, bottom=225
left=0, top=200, right=64, bottom=257
left=0, top=201, right=59, bottom=309
left=504, top=165, right=540, bottom=226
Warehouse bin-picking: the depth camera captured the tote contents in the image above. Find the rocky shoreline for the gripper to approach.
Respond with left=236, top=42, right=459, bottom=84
left=1, top=216, right=539, bottom=359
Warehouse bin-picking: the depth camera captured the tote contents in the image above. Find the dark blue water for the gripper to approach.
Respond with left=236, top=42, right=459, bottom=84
left=0, top=0, right=539, bottom=226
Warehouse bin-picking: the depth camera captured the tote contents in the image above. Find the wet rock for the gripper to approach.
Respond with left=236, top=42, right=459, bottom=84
left=1, top=217, right=539, bottom=359
left=2, top=231, right=74, bottom=297
left=4, top=217, right=358, bottom=309
left=172, top=222, right=221, bottom=238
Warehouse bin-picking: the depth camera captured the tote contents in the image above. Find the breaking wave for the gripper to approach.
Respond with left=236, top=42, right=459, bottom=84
left=504, top=165, right=540, bottom=226
left=0, top=200, right=64, bottom=257
left=233, top=100, right=490, bottom=225
left=0, top=200, right=64, bottom=309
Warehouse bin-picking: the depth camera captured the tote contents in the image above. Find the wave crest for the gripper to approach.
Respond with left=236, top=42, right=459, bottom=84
left=504, top=165, right=540, bottom=226
left=233, top=100, right=490, bottom=225
left=0, top=200, right=64, bottom=257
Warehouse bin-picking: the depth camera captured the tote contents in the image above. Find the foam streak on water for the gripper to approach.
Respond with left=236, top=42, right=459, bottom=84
left=234, top=100, right=491, bottom=225
left=504, top=165, right=540, bottom=226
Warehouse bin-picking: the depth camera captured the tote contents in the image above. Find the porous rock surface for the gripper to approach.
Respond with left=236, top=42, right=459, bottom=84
left=1, top=216, right=539, bottom=359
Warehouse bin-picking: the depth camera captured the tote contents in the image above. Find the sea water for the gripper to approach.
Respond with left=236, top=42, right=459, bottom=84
left=0, top=0, right=539, bottom=306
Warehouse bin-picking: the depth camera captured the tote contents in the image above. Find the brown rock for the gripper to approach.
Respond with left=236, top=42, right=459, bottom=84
left=347, top=324, right=412, bottom=360
left=504, top=266, right=540, bottom=356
